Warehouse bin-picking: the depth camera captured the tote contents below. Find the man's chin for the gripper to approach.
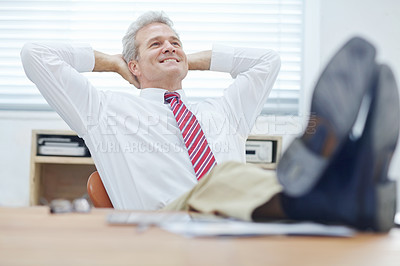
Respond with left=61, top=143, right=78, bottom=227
left=162, top=67, right=187, bottom=78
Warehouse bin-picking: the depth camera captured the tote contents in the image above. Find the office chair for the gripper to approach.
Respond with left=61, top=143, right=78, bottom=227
left=87, top=171, right=113, bottom=208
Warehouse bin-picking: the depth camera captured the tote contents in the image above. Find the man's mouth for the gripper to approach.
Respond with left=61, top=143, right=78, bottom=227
left=160, top=58, right=179, bottom=63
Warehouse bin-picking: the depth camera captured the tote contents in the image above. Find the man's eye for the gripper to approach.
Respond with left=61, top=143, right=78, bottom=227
left=150, top=42, right=160, bottom=47
left=172, top=42, right=181, bottom=46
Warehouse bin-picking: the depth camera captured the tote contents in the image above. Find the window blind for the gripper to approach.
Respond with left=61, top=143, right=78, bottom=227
left=0, top=0, right=303, bottom=115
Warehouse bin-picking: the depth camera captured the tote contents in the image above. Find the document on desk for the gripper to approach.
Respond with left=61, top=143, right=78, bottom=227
left=107, top=212, right=355, bottom=237
left=161, top=221, right=355, bottom=238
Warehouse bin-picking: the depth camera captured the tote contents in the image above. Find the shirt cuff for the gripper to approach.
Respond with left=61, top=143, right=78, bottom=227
left=210, top=44, right=234, bottom=73
left=71, top=44, right=95, bottom=72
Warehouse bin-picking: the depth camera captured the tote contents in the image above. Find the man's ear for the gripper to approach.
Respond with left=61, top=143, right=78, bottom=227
left=127, top=60, right=141, bottom=89
left=128, top=60, right=140, bottom=77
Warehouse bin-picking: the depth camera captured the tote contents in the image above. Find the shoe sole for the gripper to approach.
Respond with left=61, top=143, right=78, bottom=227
left=375, top=180, right=397, bottom=232
left=363, top=65, right=399, bottom=232
left=277, top=37, right=378, bottom=197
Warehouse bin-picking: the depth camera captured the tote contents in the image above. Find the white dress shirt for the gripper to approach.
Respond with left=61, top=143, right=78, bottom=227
left=21, top=42, right=281, bottom=210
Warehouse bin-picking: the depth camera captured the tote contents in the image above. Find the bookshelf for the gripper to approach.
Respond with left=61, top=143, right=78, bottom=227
left=29, top=130, right=96, bottom=205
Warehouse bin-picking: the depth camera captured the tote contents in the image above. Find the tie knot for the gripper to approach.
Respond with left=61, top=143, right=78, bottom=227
left=164, top=92, right=180, bottom=103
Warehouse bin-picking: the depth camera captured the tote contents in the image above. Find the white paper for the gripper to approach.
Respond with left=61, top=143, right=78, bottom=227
left=107, top=212, right=355, bottom=237
left=160, top=221, right=355, bottom=237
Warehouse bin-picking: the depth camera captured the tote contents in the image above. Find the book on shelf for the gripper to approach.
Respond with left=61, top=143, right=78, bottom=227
left=37, top=134, right=91, bottom=157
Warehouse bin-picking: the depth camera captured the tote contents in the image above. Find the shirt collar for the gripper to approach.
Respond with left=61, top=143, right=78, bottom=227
left=139, top=88, right=188, bottom=104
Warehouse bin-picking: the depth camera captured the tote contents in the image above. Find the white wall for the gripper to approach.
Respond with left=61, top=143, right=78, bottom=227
left=0, top=112, right=69, bottom=206
left=1, top=0, right=400, bottom=207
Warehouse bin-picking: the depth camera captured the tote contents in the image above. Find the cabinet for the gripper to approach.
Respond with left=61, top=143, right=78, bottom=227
left=29, top=130, right=96, bottom=205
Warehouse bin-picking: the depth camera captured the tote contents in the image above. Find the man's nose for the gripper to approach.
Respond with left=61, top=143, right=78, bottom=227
left=162, top=41, right=175, bottom=54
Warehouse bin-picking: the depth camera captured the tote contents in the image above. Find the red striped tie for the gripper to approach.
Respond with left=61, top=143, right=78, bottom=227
left=165, top=92, right=217, bottom=180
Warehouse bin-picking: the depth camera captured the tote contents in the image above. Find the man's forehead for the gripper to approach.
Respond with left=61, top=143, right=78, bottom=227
left=137, top=23, right=179, bottom=41
left=146, top=35, right=180, bottom=44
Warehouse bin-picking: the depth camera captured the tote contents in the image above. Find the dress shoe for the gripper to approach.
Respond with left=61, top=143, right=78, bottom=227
left=281, top=64, right=399, bottom=232
left=278, top=37, right=378, bottom=197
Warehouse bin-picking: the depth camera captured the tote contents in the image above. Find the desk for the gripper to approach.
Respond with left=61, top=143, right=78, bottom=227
left=1, top=207, right=400, bottom=266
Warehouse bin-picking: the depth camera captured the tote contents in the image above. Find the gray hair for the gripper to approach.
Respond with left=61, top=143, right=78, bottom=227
left=122, top=11, right=179, bottom=63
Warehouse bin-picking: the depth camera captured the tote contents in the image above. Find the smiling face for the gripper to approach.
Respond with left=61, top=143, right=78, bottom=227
left=128, top=23, right=188, bottom=91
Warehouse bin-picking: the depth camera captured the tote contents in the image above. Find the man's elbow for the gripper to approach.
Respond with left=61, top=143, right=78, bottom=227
left=268, top=50, right=281, bottom=73
left=262, top=50, right=281, bottom=82
left=20, top=42, right=46, bottom=80
left=20, top=42, right=38, bottom=68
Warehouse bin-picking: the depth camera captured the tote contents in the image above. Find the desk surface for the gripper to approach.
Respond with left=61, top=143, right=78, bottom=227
left=1, top=207, right=400, bottom=266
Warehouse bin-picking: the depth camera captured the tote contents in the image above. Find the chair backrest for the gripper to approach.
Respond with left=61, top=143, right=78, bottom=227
left=87, top=171, right=113, bottom=208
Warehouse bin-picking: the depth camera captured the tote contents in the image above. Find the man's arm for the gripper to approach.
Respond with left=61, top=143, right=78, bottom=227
left=20, top=42, right=100, bottom=135
left=93, top=50, right=140, bottom=88
left=209, top=44, right=281, bottom=137
left=187, top=50, right=212, bottom=71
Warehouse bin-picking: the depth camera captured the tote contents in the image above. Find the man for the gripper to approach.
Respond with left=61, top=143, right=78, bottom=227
left=163, top=37, right=400, bottom=232
left=21, top=11, right=280, bottom=210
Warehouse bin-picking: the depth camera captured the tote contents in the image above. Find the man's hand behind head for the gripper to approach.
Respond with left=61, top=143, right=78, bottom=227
left=93, top=50, right=140, bottom=89
left=115, top=54, right=140, bottom=88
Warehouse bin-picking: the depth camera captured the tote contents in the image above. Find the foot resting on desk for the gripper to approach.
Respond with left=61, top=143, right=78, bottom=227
left=253, top=38, right=399, bottom=232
